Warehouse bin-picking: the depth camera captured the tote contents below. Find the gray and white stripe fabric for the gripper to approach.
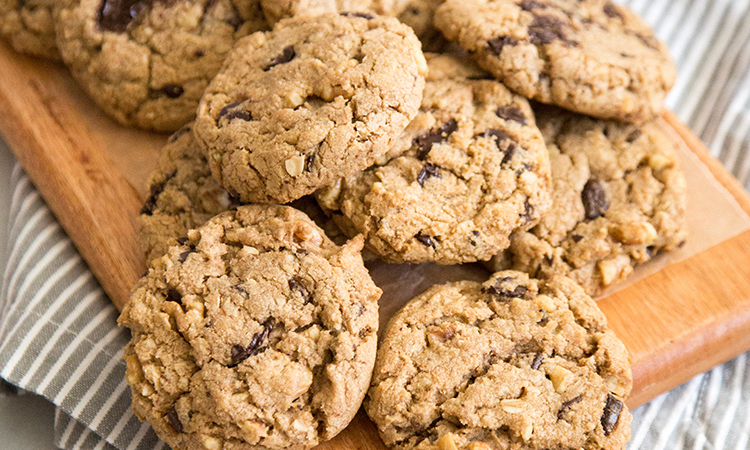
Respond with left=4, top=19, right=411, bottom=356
left=1, top=0, right=750, bottom=449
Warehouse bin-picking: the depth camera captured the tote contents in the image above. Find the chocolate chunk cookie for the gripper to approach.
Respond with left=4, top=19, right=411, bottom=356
left=0, top=0, right=59, bottom=59
left=121, top=205, right=381, bottom=450
left=194, top=12, right=427, bottom=204
left=434, top=0, right=677, bottom=123
left=316, top=54, right=550, bottom=264
left=259, top=0, right=375, bottom=26
left=366, top=271, right=632, bottom=450
left=137, top=124, right=239, bottom=263
left=488, top=105, right=687, bottom=295
left=55, top=0, right=267, bottom=132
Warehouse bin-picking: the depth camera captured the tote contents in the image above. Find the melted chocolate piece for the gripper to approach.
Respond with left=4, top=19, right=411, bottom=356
left=601, top=394, right=623, bottom=435
left=531, top=352, right=543, bottom=370
left=581, top=179, right=609, bottom=220
left=603, top=2, right=623, bottom=19
left=502, top=143, right=517, bottom=165
left=178, top=249, right=195, bottom=262
left=168, top=124, right=191, bottom=142
left=176, top=237, right=189, bottom=245
left=521, top=199, right=534, bottom=222
left=140, top=170, right=176, bottom=215
left=487, top=36, right=518, bottom=55
left=483, top=277, right=528, bottom=299
left=166, top=287, right=182, bottom=304
left=520, top=0, right=547, bottom=11
left=341, top=11, right=374, bottom=20
left=288, top=276, right=311, bottom=303
left=558, top=395, right=582, bottom=419
left=230, top=322, right=272, bottom=367
left=417, top=163, right=441, bottom=186
left=265, top=45, right=296, bottom=71
left=304, top=153, right=316, bottom=172
left=166, top=405, right=184, bottom=433
left=626, top=129, right=642, bottom=143
left=161, top=84, right=184, bottom=98
left=529, top=14, right=576, bottom=46
left=496, top=105, right=528, bottom=125
left=571, top=234, right=583, bottom=243
left=415, top=233, right=436, bottom=248
left=98, top=0, right=150, bottom=32
left=415, top=119, right=458, bottom=159
left=219, top=101, right=252, bottom=122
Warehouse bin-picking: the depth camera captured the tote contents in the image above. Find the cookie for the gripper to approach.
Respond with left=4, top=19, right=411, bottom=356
left=434, top=0, right=677, bottom=123
left=137, top=124, right=349, bottom=263
left=194, top=12, right=427, bottom=204
left=366, top=270, right=632, bottom=450
left=260, top=0, right=375, bottom=26
left=316, top=54, right=550, bottom=264
left=0, top=0, right=59, bottom=59
left=394, top=0, right=446, bottom=51
left=487, top=105, right=687, bottom=295
left=55, top=0, right=267, bottom=132
left=120, top=205, right=381, bottom=450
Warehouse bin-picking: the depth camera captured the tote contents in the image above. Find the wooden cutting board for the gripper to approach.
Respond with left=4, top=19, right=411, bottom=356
left=3, top=40, right=750, bottom=448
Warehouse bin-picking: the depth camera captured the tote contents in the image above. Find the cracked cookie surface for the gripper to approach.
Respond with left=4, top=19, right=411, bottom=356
left=193, top=12, right=426, bottom=204
left=0, top=0, right=59, bottom=59
left=487, top=105, right=687, bottom=295
left=316, top=54, right=550, bottom=264
left=121, top=205, right=381, bottom=450
left=366, top=271, right=632, bottom=450
left=55, top=0, right=267, bottom=132
left=434, top=0, right=676, bottom=123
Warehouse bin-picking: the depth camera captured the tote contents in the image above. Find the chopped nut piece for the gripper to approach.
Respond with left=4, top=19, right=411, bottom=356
left=548, top=365, right=573, bottom=393
left=536, top=294, right=557, bottom=312
left=283, top=91, right=305, bottom=108
left=610, top=221, right=658, bottom=245
left=598, top=255, right=633, bottom=286
left=469, top=442, right=493, bottom=450
left=285, top=155, right=306, bottom=177
left=438, top=434, right=458, bottom=450
left=500, top=398, right=525, bottom=414
left=521, top=419, right=533, bottom=441
left=201, top=435, right=221, bottom=450
left=648, top=153, right=673, bottom=171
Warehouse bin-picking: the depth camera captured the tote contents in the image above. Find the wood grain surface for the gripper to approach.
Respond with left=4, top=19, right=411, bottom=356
left=3, top=40, right=750, bottom=447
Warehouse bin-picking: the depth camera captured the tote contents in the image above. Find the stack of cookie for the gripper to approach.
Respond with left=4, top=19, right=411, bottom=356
left=1, top=1, right=688, bottom=449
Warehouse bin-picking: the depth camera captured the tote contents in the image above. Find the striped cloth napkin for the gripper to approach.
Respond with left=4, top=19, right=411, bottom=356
left=1, top=0, right=750, bottom=449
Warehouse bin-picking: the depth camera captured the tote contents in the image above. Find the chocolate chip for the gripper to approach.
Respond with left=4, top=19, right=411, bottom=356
left=482, top=128, right=511, bottom=144
left=558, top=395, right=583, bottom=420
left=521, top=199, right=534, bottom=222
left=496, top=105, right=528, bottom=125
left=140, top=170, right=175, bottom=215
left=415, top=232, right=436, bottom=248
left=166, top=288, right=182, bottom=305
left=304, top=153, right=316, bottom=172
left=178, top=249, right=195, bottom=263
left=487, top=36, right=518, bottom=55
left=219, top=101, right=252, bottom=122
left=415, top=119, right=458, bottom=159
left=529, top=14, right=576, bottom=46
left=166, top=405, right=184, bottom=433
left=601, top=394, right=623, bottom=436
left=571, top=234, right=583, bottom=243
left=531, top=352, right=543, bottom=370
left=603, top=2, right=623, bottom=19
left=289, top=276, right=311, bottom=303
left=626, top=129, right=642, bottom=143
left=341, top=11, right=374, bottom=19
left=358, top=325, right=373, bottom=339
left=502, top=143, right=517, bottom=165
left=168, top=125, right=191, bottom=143
left=265, top=45, right=296, bottom=71
left=230, top=322, right=272, bottom=367
left=520, top=0, right=547, bottom=11
left=483, top=277, right=528, bottom=299
left=417, top=163, right=441, bottom=186
left=98, top=0, right=149, bottom=32
left=581, top=179, right=609, bottom=220
left=176, top=237, right=189, bottom=245
left=161, top=84, right=184, bottom=98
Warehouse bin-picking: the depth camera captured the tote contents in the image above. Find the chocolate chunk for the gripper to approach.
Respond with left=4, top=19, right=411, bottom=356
left=571, top=234, right=583, bottom=243
left=289, top=276, right=311, bottom=303
left=230, top=322, right=272, bottom=367
left=531, top=352, right=543, bottom=370
left=603, top=2, right=623, bottom=19
left=140, top=170, right=175, bottom=215
left=496, top=105, right=528, bottom=125
left=417, top=163, right=441, bottom=186
left=601, top=394, right=623, bottom=436
left=161, top=84, right=184, bottom=98
left=341, top=11, right=374, bottom=19
left=166, top=405, right=184, bottom=433
left=415, top=232, right=436, bottom=248
left=265, top=45, right=296, bottom=71
left=98, top=0, right=149, bottom=32
left=626, top=129, right=642, bottom=143
left=521, top=199, right=534, bottom=222
left=487, top=36, right=518, bottom=55
left=415, top=119, right=458, bottom=159
left=581, top=179, right=609, bottom=220
left=166, top=288, right=182, bottom=305
left=178, top=249, right=195, bottom=263
left=168, top=125, right=191, bottom=143
left=529, top=15, right=576, bottom=46
left=520, top=0, right=547, bottom=11
left=304, top=153, right=316, bottom=172
left=482, top=128, right=511, bottom=145
left=558, top=395, right=582, bottom=420
left=176, top=237, right=189, bottom=245
left=502, top=143, right=517, bottom=165
left=219, top=101, right=252, bottom=122
left=537, top=309, right=549, bottom=326
left=484, top=277, right=528, bottom=299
